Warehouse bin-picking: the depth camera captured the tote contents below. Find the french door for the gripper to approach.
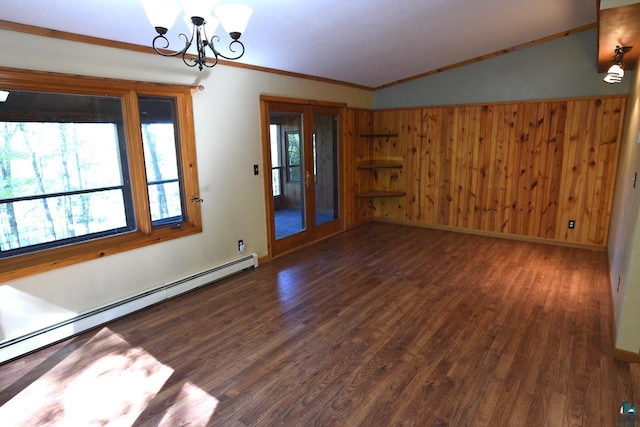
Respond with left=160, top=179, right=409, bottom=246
left=261, top=98, right=342, bottom=257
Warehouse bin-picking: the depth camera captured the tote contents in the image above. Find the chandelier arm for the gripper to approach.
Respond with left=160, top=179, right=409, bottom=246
left=212, top=38, right=246, bottom=61
left=152, top=32, right=192, bottom=58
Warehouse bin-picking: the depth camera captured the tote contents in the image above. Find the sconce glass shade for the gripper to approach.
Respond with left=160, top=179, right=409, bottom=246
left=215, top=4, right=253, bottom=36
left=141, top=0, right=181, bottom=31
left=604, top=74, right=622, bottom=83
left=603, top=63, right=624, bottom=83
left=607, top=64, right=624, bottom=77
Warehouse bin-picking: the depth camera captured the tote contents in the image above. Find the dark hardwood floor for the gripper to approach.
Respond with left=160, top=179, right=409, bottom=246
left=0, top=222, right=637, bottom=426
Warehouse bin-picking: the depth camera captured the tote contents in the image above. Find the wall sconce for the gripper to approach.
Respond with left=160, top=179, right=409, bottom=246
left=603, top=45, right=632, bottom=84
left=141, top=0, right=252, bottom=71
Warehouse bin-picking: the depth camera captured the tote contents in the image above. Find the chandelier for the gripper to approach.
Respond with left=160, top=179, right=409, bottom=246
left=141, top=0, right=252, bottom=71
left=603, top=45, right=632, bottom=84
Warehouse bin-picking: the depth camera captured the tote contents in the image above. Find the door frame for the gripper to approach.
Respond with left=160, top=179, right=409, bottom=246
left=260, top=95, right=346, bottom=259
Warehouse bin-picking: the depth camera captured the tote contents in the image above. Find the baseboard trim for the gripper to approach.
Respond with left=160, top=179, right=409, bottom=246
left=614, top=348, right=640, bottom=363
left=0, top=253, right=258, bottom=365
left=372, top=219, right=606, bottom=251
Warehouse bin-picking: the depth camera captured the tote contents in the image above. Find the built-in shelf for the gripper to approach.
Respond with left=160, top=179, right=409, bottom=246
left=355, top=191, right=406, bottom=198
left=356, top=131, right=404, bottom=201
left=357, top=161, right=403, bottom=169
left=360, top=133, right=399, bottom=138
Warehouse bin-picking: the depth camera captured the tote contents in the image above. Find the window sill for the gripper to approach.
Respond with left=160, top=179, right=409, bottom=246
left=0, top=223, right=202, bottom=283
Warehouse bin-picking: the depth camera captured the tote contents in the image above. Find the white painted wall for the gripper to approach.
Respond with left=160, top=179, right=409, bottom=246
left=608, top=68, right=640, bottom=353
left=0, top=29, right=372, bottom=340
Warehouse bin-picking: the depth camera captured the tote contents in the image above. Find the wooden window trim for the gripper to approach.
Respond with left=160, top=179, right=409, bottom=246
left=0, top=67, right=202, bottom=282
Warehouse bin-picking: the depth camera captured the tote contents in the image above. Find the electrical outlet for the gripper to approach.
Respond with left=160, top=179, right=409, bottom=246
left=368, top=200, right=373, bottom=208
left=568, top=220, right=575, bottom=229
left=254, top=164, right=259, bottom=175
left=238, top=239, right=245, bottom=254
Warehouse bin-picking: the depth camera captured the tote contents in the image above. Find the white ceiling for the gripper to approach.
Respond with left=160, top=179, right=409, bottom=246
left=0, top=0, right=597, bottom=88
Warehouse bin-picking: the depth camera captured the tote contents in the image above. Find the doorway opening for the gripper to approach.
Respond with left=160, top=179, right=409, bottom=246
left=261, top=98, right=344, bottom=257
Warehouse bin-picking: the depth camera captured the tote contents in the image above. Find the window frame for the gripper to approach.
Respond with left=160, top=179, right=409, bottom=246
left=0, top=67, right=202, bottom=282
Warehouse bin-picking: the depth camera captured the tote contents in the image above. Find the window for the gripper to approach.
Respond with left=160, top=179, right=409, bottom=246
left=0, top=68, right=201, bottom=281
left=1, top=92, right=135, bottom=256
left=139, top=96, right=185, bottom=226
left=285, top=131, right=301, bottom=182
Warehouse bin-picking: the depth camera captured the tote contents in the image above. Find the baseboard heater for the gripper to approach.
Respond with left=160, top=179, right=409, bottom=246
left=0, top=253, right=258, bottom=365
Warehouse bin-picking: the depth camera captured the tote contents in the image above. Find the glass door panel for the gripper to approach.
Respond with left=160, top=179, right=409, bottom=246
left=270, top=111, right=306, bottom=240
left=313, top=113, right=339, bottom=226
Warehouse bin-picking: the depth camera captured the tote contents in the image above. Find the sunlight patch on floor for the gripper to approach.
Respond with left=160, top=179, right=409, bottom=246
left=159, top=382, right=219, bottom=426
left=0, top=327, right=217, bottom=426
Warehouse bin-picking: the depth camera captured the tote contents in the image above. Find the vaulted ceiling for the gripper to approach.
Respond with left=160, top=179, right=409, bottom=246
left=0, top=0, right=608, bottom=88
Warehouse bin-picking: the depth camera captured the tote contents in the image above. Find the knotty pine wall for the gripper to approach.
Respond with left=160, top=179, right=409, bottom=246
left=345, top=96, right=626, bottom=248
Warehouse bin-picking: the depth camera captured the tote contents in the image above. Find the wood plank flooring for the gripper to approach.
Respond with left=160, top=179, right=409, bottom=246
left=0, top=222, right=637, bottom=426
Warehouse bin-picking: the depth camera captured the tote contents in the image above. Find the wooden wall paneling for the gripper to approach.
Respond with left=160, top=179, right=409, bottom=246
left=519, top=102, right=536, bottom=237
left=495, top=103, right=514, bottom=234
left=354, top=109, right=375, bottom=224
left=343, top=108, right=356, bottom=228
left=432, top=108, right=450, bottom=226
left=556, top=99, right=590, bottom=244
left=467, top=106, right=482, bottom=230
left=441, top=107, right=455, bottom=226
left=470, top=105, right=483, bottom=230
left=442, top=107, right=457, bottom=227
left=576, top=100, right=606, bottom=243
left=588, top=97, right=624, bottom=245
left=527, top=102, right=544, bottom=238
left=503, top=102, right=516, bottom=234
left=482, top=105, right=496, bottom=231
left=587, top=99, right=608, bottom=245
left=350, top=96, right=624, bottom=248
left=449, top=107, right=463, bottom=228
left=603, top=97, right=625, bottom=242
left=506, top=103, right=521, bottom=235
left=505, top=103, right=523, bottom=236
left=454, top=106, right=467, bottom=229
left=483, top=105, right=499, bottom=231
left=536, top=102, right=560, bottom=238
left=539, top=101, right=565, bottom=240
left=581, top=99, right=603, bottom=244
left=459, top=106, right=471, bottom=229
left=393, top=109, right=413, bottom=223
left=557, top=100, right=587, bottom=243
left=521, top=102, right=538, bottom=237
left=419, top=108, right=441, bottom=225
left=486, top=104, right=503, bottom=233
left=405, top=109, right=423, bottom=222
